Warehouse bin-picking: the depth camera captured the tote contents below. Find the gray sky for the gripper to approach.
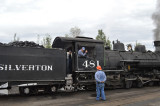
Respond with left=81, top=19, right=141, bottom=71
left=0, top=0, right=157, bottom=51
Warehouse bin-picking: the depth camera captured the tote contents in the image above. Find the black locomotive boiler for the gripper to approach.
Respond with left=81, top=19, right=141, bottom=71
left=0, top=36, right=160, bottom=95
left=104, top=41, right=160, bottom=88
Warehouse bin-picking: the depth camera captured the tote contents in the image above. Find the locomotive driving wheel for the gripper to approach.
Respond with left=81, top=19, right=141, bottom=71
left=137, top=80, right=143, bottom=88
left=19, top=87, right=31, bottom=95
left=148, top=81, right=154, bottom=86
left=19, top=87, right=37, bottom=95
left=125, top=80, right=132, bottom=89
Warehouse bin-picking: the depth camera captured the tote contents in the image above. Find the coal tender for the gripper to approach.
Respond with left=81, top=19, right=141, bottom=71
left=0, top=41, right=67, bottom=95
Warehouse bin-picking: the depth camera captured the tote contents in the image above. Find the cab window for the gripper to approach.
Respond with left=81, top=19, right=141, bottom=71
left=78, top=46, right=95, bottom=59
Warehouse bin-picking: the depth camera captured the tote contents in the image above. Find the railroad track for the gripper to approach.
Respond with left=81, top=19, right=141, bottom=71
left=1, top=87, right=160, bottom=106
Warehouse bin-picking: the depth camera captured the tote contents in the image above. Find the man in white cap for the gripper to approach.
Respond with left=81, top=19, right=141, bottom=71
left=78, top=47, right=88, bottom=57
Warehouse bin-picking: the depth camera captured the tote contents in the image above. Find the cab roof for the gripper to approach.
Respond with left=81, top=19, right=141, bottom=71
left=52, top=36, right=104, bottom=49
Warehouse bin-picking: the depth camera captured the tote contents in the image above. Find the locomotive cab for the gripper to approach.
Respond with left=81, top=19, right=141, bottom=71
left=52, top=36, right=104, bottom=72
left=75, top=41, right=104, bottom=72
left=52, top=36, right=104, bottom=87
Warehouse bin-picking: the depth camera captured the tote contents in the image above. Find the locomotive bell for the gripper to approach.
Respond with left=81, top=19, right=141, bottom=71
left=154, top=41, right=160, bottom=52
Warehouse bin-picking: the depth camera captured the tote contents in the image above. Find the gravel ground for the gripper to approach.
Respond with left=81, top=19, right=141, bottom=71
left=0, top=87, right=160, bottom=106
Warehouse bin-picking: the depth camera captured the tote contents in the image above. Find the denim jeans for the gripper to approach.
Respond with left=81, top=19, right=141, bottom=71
left=96, top=83, right=106, bottom=100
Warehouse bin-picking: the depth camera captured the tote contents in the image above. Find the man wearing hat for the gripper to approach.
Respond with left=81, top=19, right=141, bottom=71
left=95, top=65, right=106, bottom=101
left=78, top=47, right=88, bottom=57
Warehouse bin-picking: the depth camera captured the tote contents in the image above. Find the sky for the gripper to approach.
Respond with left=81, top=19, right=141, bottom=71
left=0, top=0, right=157, bottom=51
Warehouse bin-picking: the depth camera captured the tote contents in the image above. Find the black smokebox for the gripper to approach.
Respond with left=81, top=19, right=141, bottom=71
left=154, top=41, right=160, bottom=51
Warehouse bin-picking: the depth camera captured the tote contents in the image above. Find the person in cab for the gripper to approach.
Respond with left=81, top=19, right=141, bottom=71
left=78, top=47, right=88, bottom=57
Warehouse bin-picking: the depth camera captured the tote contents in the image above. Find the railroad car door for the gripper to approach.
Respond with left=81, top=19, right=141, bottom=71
left=75, top=42, right=104, bottom=72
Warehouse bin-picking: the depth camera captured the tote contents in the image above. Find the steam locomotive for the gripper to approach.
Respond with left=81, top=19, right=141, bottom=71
left=0, top=36, right=160, bottom=95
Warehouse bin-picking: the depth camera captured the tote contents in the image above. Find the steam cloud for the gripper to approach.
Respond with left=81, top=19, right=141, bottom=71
left=152, top=0, right=160, bottom=41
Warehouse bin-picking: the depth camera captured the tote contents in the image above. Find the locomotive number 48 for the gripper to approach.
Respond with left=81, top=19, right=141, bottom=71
left=82, top=60, right=99, bottom=68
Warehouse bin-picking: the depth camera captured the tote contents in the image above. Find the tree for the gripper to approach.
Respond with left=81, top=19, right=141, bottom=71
left=70, top=26, right=81, bottom=37
left=65, top=34, right=69, bottom=37
left=135, top=40, right=141, bottom=46
left=134, top=40, right=142, bottom=51
left=96, top=29, right=112, bottom=48
left=13, top=33, right=20, bottom=41
left=65, top=26, right=82, bottom=37
left=36, top=34, right=40, bottom=44
left=42, top=34, right=52, bottom=48
left=106, top=38, right=112, bottom=49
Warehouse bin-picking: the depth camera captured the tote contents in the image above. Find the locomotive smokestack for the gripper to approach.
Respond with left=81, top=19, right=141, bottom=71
left=152, top=0, right=160, bottom=41
left=154, top=41, right=160, bottom=51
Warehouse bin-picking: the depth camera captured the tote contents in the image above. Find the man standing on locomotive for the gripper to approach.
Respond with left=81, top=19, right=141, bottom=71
left=78, top=47, right=88, bottom=57
left=95, top=65, right=106, bottom=101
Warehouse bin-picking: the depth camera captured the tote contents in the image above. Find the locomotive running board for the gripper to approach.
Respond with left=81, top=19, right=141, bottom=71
left=103, top=70, right=124, bottom=72
left=75, top=71, right=96, bottom=72
left=120, top=60, right=140, bottom=63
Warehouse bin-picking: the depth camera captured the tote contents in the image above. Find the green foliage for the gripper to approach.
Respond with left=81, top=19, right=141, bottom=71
left=134, top=40, right=142, bottom=51
left=13, top=33, right=20, bottom=41
left=135, top=40, right=141, bottom=46
left=42, top=34, right=52, bottom=48
left=36, top=34, right=40, bottom=44
left=70, top=26, right=81, bottom=37
left=65, top=26, right=82, bottom=37
left=106, top=38, right=112, bottom=49
left=96, top=29, right=112, bottom=48
left=65, top=34, right=69, bottom=37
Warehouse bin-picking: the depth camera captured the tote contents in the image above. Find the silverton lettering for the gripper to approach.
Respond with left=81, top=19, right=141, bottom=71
left=0, top=64, right=53, bottom=71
